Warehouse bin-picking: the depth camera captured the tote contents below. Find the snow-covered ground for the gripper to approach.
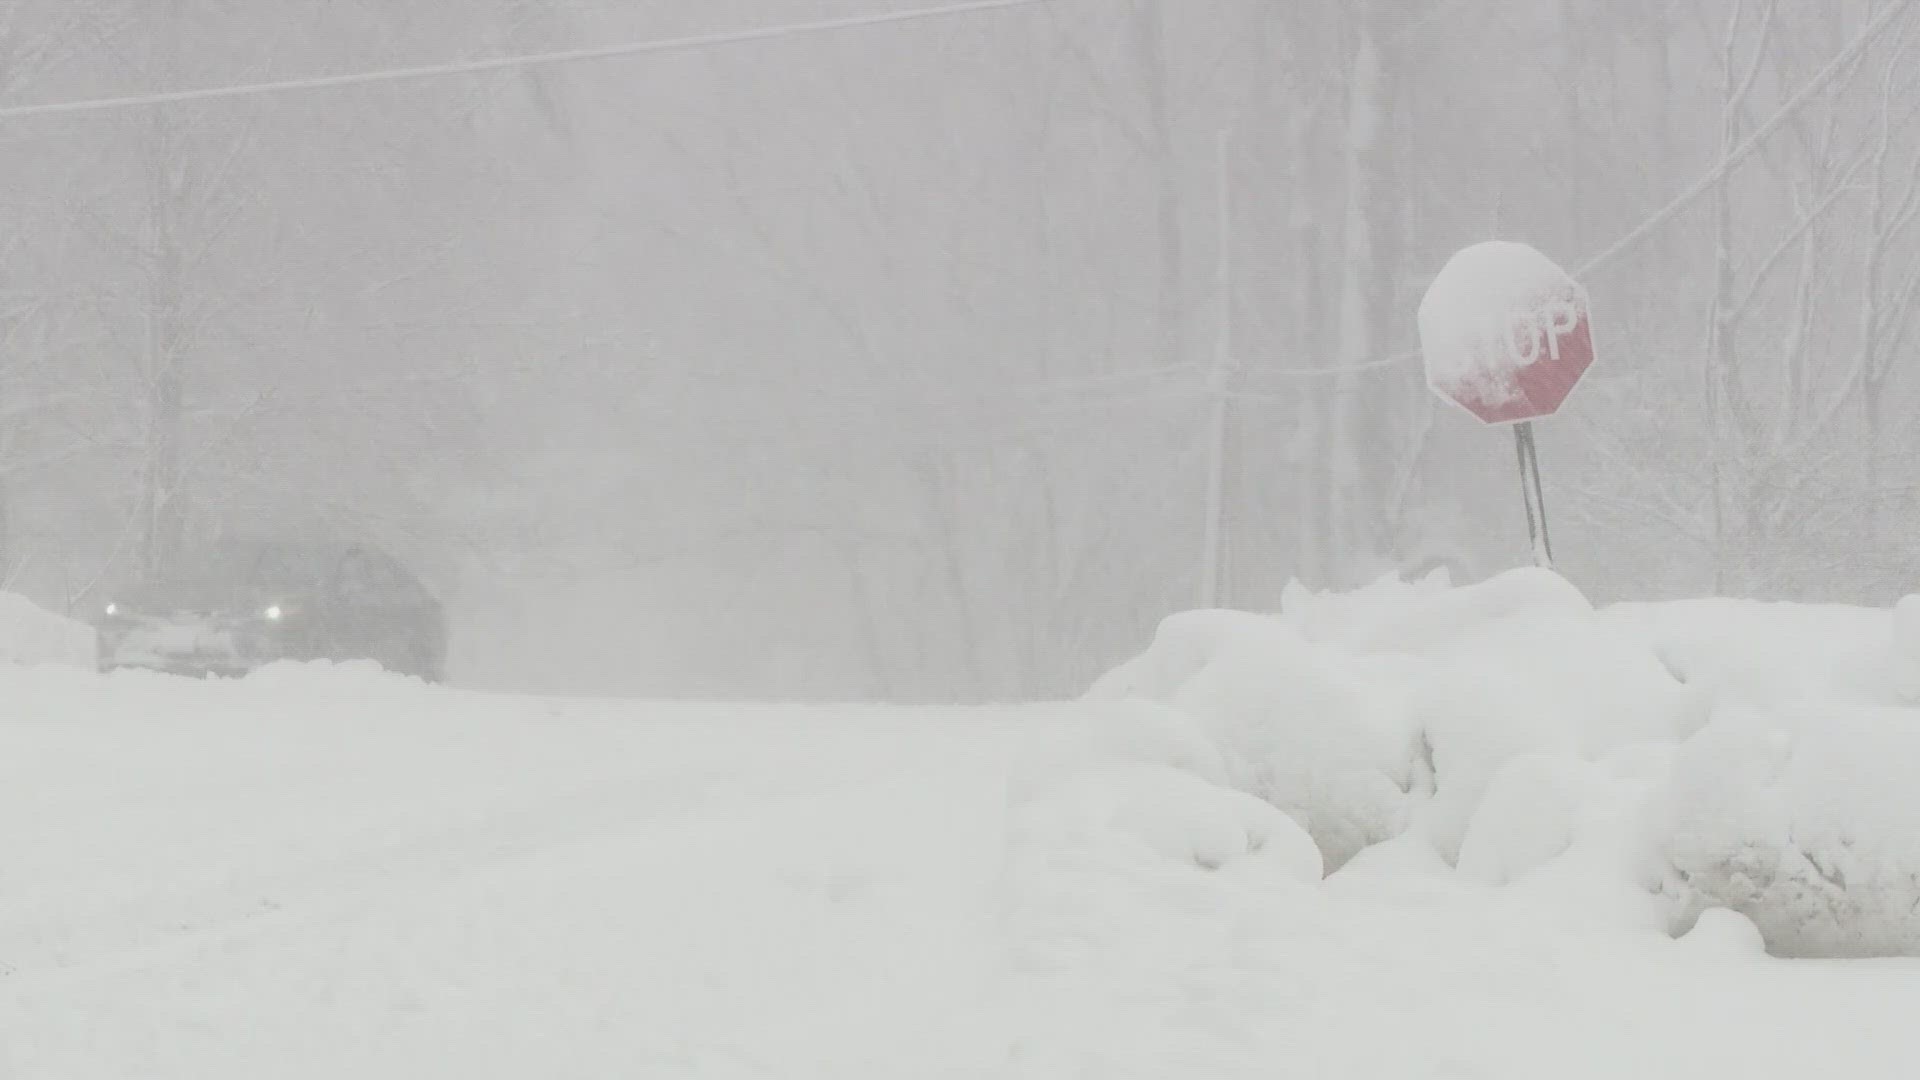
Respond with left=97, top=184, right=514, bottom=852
left=3, top=572, right=1920, bottom=1078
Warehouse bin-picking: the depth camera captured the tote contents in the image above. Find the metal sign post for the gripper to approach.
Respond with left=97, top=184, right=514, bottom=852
left=1418, top=241, right=1593, bottom=568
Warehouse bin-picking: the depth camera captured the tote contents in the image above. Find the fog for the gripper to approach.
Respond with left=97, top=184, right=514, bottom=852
left=2, top=0, right=1914, bottom=701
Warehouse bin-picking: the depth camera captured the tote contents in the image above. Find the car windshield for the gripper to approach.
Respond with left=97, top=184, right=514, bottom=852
left=122, top=539, right=327, bottom=614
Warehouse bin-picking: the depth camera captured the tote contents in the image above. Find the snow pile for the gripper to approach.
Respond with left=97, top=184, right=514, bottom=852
left=1276, top=566, right=1455, bottom=643
left=1086, top=567, right=1920, bottom=955
left=1462, top=744, right=1679, bottom=933
left=0, top=591, right=95, bottom=670
left=1454, top=751, right=1596, bottom=887
left=1085, top=612, right=1422, bottom=870
left=1331, top=568, right=1703, bottom=865
left=1009, top=698, right=1321, bottom=882
left=1882, top=594, right=1920, bottom=705
left=1010, top=756, right=1323, bottom=884
left=1677, top=905, right=1770, bottom=960
left=1605, top=597, right=1893, bottom=702
left=1089, top=568, right=1694, bottom=874
left=1007, top=696, right=1920, bottom=1076
left=5, top=660, right=1920, bottom=1074
left=1418, top=239, right=1589, bottom=406
left=1660, top=699, right=1920, bottom=957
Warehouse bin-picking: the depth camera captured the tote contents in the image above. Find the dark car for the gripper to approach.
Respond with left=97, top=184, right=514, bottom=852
left=94, top=535, right=447, bottom=681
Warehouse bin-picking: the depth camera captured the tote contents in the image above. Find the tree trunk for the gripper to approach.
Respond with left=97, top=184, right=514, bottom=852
left=1705, top=24, right=1741, bottom=596
left=1329, top=3, right=1386, bottom=584
left=1558, top=0, right=1587, bottom=254
left=145, top=363, right=186, bottom=579
left=1285, top=82, right=1328, bottom=584
left=140, top=156, right=188, bottom=579
left=1135, top=0, right=1185, bottom=371
left=915, top=458, right=984, bottom=700
left=837, top=533, right=898, bottom=701
left=1864, top=374, right=1883, bottom=562
left=1706, top=179, right=1732, bottom=594
left=139, top=0, right=188, bottom=580
left=1646, top=0, right=1674, bottom=269
left=0, top=471, right=13, bottom=588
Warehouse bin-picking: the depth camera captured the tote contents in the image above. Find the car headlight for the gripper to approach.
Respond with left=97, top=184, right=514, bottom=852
left=263, top=604, right=284, bottom=622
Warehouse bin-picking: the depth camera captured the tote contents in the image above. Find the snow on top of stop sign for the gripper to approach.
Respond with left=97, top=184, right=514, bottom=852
left=1418, top=240, right=1587, bottom=406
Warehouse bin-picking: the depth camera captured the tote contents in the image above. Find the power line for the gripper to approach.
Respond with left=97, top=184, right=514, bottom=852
left=1244, top=346, right=1421, bottom=383
left=4, top=0, right=1896, bottom=396
left=655, top=362, right=1202, bottom=409
left=1573, top=0, right=1916, bottom=280
left=1243, top=0, right=1918, bottom=384
left=0, top=0, right=1049, bottom=122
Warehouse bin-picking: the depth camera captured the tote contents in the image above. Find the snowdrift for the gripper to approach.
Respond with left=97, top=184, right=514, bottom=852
left=1087, top=612, right=1419, bottom=869
left=1661, top=699, right=1920, bottom=957
left=8, top=637, right=1920, bottom=1074
left=1084, top=568, right=1920, bottom=957
left=0, top=591, right=95, bottom=670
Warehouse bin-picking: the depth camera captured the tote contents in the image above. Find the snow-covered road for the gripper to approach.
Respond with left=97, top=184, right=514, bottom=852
left=0, top=661, right=1915, bottom=1079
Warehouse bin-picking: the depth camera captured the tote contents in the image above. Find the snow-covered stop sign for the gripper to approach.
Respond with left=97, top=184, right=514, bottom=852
left=1417, top=241, right=1595, bottom=425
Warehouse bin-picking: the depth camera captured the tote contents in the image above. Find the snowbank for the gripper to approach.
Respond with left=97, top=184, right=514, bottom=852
left=1011, top=760, right=1322, bottom=882
left=1660, top=699, right=1920, bottom=957
left=0, top=591, right=95, bottom=670
left=1010, top=697, right=1322, bottom=882
left=1090, top=568, right=1694, bottom=870
left=1277, top=567, right=1455, bottom=643
left=1085, top=606, right=1421, bottom=870
left=1886, top=595, right=1920, bottom=705
left=6, top=654, right=1920, bottom=1074
left=1604, top=598, right=1892, bottom=702
left=1086, top=568, right=1920, bottom=955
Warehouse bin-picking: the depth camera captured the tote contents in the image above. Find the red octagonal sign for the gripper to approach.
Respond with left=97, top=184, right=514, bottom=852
left=1417, top=241, right=1596, bottom=425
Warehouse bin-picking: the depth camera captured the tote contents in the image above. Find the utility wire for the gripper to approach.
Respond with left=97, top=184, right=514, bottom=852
left=1243, top=0, right=1918, bottom=383
left=1, top=0, right=1899, bottom=395
left=1573, top=0, right=1915, bottom=279
left=0, top=0, right=1048, bottom=122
